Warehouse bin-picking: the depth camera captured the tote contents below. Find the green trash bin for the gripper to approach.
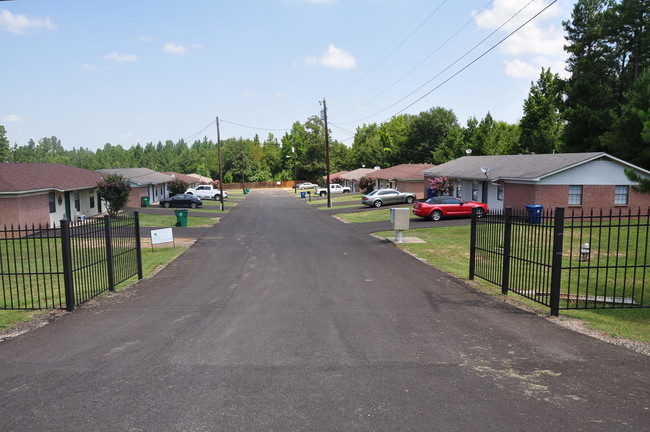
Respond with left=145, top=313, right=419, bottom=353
left=141, top=196, right=150, bottom=207
left=244, top=187, right=250, bottom=195
left=174, top=209, right=188, bottom=227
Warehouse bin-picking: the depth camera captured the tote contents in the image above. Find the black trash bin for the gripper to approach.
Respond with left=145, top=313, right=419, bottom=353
left=525, top=204, right=543, bottom=224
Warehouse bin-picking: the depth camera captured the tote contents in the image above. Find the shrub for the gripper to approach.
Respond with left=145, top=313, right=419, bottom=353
left=96, top=174, right=132, bottom=217
left=428, top=176, right=454, bottom=196
left=358, top=175, right=375, bottom=193
left=168, top=178, right=189, bottom=196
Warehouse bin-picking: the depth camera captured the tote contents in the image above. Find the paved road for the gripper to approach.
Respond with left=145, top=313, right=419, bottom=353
left=1, top=190, right=648, bottom=431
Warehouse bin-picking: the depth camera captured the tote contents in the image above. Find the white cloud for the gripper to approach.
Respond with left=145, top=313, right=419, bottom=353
left=81, top=64, right=96, bottom=70
left=504, top=57, right=570, bottom=79
left=274, top=93, right=287, bottom=99
left=164, top=43, right=188, bottom=54
left=135, top=36, right=153, bottom=42
left=119, top=132, right=134, bottom=138
left=474, top=0, right=568, bottom=79
left=306, top=44, right=356, bottom=69
left=104, top=52, right=137, bottom=62
left=0, top=9, right=56, bottom=34
left=2, top=114, right=22, bottom=122
left=243, top=91, right=256, bottom=97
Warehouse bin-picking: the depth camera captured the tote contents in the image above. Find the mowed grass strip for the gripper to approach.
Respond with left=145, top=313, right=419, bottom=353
left=138, top=214, right=219, bottom=228
left=0, top=245, right=188, bottom=332
left=373, top=225, right=650, bottom=344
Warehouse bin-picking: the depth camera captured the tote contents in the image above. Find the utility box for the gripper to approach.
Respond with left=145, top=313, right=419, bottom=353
left=390, top=208, right=410, bottom=230
left=390, top=208, right=410, bottom=243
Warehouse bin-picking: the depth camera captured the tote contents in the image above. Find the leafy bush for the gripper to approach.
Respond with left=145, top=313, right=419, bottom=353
left=331, top=176, right=344, bottom=185
left=168, top=178, right=189, bottom=196
left=358, top=175, right=375, bottom=193
left=427, top=176, right=454, bottom=196
left=96, top=174, right=132, bottom=217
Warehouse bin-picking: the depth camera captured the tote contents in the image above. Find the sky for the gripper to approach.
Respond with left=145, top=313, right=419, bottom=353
left=1, top=0, right=574, bottom=151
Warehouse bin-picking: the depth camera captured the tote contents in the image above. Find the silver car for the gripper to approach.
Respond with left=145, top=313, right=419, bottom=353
left=361, top=189, right=416, bottom=207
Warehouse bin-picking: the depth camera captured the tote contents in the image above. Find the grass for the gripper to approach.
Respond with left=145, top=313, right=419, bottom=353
left=0, top=244, right=188, bottom=332
left=338, top=209, right=393, bottom=223
left=373, top=225, right=650, bottom=344
left=138, top=213, right=219, bottom=228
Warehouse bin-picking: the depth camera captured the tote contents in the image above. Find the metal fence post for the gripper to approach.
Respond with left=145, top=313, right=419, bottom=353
left=60, top=219, right=75, bottom=311
left=134, top=211, right=143, bottom=280
left=501, top=207, right=512, bottom=295
left=469, top=208, right=477, bottom=280
left=550, top=207, right=565, bottom=317
left=104, top=215, right=115, bottom=292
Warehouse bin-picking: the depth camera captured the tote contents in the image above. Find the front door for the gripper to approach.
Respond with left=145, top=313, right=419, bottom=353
left=481, top=182, right=488, bottom=204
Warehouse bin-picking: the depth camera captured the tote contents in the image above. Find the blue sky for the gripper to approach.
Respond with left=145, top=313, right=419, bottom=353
left=1, top=0, right=573, bottom=151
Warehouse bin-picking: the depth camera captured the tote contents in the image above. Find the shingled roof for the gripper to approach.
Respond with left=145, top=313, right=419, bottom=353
left=97, top=168, right=172, bottom=186
left=373, top=164, right=435, bottom=180
left=421, top=153, right=650, bottom=181
left=0, top=163, right=104, bottom=194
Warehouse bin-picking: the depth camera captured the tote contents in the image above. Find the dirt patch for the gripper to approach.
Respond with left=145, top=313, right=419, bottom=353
left=0, top=309, right=67, bottom=341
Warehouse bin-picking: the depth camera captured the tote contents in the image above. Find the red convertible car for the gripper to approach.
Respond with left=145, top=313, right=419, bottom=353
left=412, top=196, right=488, bottom=221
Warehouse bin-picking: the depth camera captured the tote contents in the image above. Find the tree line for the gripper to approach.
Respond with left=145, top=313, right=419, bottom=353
left=1, top=0, right=648, bottom=182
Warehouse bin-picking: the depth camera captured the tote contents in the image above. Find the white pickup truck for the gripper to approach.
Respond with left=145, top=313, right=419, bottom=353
left=185, top=185, right=227, bottom=201
left=314, top=184, right=351, bottom=197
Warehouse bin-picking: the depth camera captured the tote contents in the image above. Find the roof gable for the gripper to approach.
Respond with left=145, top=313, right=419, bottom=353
left=420, top=153, right=649, bottom=181
left=97, top=168, right=173, bottom=185
left=372, top=164, right=435, bottom=180
left=0, top=163, right=104, bottom=193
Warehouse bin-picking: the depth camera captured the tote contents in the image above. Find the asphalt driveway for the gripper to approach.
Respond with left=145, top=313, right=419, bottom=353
left=0, top=189, right=648, bottom=431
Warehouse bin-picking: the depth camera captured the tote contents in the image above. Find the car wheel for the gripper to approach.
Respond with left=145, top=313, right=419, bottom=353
left=406, top=196, right=414, bottom=204
left=475, top=208, right=485, bottom=218
left=186, top=192, right=193, bottom=195
left=190, top=202, right=197, bottom=209
left=373, top=200, right=382, bottom=208
left=213, top=195, right=221, bottom=201
left=320, top=191, right=327, bottom=197
left=164, top=202, right=171, bottom=208
left=430, top=210, right=442, bottom=221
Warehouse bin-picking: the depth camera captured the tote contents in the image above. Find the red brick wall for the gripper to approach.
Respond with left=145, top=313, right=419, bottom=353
left=128, top=186, right=149, bottom=208
left=396, top=181, right=427, bottom=199
left=0, top=194, right=50, bottom=228
left=504, top=183, right=650, bottom=212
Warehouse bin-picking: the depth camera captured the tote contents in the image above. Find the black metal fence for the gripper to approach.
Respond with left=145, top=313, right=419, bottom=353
left=470, top=207, right=649, bottom=316
left=1, top=212, right=142, bottom=311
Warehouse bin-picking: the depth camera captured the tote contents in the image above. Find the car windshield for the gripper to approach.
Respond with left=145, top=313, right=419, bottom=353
left=366, top=190, right=379, bottom=196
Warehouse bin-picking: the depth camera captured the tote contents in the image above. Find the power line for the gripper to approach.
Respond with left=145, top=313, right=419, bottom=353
left=387, top=0, right=558, bottom=121
left=327, top=0, right=450, bottom=98
left=332, top=0, right=495, bottom=120
left=184, top=119, right=216, bottom=143
left=340, top=0, right=539, bottom=126
left=220, top=119, right=289, bottom=132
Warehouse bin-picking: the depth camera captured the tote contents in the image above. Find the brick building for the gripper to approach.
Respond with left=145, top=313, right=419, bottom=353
left=421, top=153, right=650, bottom=213
left=97, top=168, right=173, bottom=207
left=0, top=163, right=105, bottom=228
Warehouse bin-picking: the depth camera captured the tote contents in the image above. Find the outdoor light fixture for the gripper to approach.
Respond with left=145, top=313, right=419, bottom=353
left=580, top=243, right=591, bottom=262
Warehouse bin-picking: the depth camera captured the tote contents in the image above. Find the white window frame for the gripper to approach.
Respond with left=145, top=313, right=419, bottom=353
left=568, top=185, right=583, bottom=205
left=614, top=185, right=628, bottom=205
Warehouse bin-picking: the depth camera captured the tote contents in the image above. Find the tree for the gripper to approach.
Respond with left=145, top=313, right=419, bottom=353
left=96, top=174, right=132, bottom=217
left=519, top=68, right=564, bottom=154
left=358, top=175, right=375, bottom=193
left=402, top=107, right=459, bottom=163
left=0, top=125, right=9, bottom=162
left=624, top=168, right=650, bottom=192
left=427, top=177, right=454, bottom=196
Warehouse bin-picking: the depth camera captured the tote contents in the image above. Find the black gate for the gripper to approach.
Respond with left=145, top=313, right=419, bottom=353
left=470, top=207, right=649, bottom=316
left=1, top=213, right=143, bottom=311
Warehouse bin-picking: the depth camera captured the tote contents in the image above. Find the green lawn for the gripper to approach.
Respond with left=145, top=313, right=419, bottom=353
left=0, top=245, right=188, bottom=332
left=138, top=214, right=219, bottom=228
left=373, top=225, right=650, bottom=344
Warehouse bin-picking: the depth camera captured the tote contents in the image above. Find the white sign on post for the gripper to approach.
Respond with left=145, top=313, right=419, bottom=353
left=151, top=228, right=174, bottom=246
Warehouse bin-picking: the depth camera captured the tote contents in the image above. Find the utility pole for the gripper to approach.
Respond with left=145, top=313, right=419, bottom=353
left=321, top=98, right=331, bottom=208
left=216, top=116, right=224, bottom=211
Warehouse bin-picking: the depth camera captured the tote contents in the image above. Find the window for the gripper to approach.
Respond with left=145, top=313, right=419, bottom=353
left=456, top=183, right=462, bottom=198
left=89, top=189, right=95, bottom=209
left=74, top=191, right=80, bottom=211
left=48, top=192, right=56, bottom=213
left=568, top=185, right=582, bottom=205
left=497, top=185, right=504, bottom=201
left=615, top=185, right=628, bottom=205
left=472, top=181, right=479, bottom=201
